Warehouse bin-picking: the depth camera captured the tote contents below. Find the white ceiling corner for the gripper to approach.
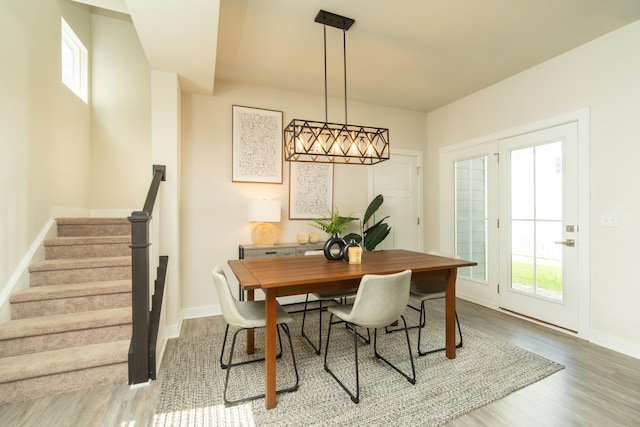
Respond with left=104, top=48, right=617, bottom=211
left=87, top=0, right=640, bottom=112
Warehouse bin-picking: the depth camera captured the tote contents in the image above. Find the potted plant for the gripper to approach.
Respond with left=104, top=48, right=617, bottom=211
left=310, top=208, right=357, bottom=260
left=344, top=194, right=391, bottom=251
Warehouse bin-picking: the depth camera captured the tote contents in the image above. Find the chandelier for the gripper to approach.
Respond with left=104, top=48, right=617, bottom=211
left=284, top=10, right=390, bottom=165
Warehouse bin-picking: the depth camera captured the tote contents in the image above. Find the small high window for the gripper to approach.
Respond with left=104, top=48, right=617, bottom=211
left=61, top=17, right=88, bottom=102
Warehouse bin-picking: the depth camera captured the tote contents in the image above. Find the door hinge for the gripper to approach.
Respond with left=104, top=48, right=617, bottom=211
left=497, top=283, right=500, bottom=294
left=497, top=218, right=500, bottom=228
left=416, top=166, right=421, bottom=175
left=417, top=217, right=420, bottom=225
left=494, top=152, right=500, bottom=162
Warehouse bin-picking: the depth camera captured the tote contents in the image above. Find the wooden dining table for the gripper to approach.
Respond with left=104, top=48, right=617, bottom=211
left=228, top=249, right=476, bottom=409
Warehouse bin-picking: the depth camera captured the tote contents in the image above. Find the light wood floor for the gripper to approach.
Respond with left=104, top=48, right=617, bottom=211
left=1, top=299, right=639, bottom=426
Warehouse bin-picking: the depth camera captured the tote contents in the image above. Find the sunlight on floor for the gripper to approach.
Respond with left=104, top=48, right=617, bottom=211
left=153, top=403, right=256, bottom=426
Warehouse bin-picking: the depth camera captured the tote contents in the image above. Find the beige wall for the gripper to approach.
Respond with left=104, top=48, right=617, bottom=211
left=426, top=21, right=640, bottom=356
left=179, top=80, right=427, bottom=314
left=90, top=9, right=151, bottom=210
left=0, top=1, right=92, bottom=299
left=0, top=2, right=150, bottom=318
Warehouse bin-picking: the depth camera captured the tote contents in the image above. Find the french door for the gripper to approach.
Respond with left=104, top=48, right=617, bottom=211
left=499, top=122, right=579, bottom=331
left=441, top=115, right=586, bottom=332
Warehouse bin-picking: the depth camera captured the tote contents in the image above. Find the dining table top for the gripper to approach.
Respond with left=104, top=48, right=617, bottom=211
left=228, top=249, right=476, bottom=291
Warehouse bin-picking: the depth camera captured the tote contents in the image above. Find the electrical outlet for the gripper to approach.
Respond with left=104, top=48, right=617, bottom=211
left=600, top=213, right=619, bottom=227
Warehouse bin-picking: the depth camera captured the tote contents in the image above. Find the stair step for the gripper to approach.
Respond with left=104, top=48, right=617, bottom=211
left=10, top=279, right=132, bottom=319
left=56, top=217, right=130, bottom=237
left=45, top=235, right=131, bottom=259
left=0, top=308, right=131, bottom=357
left=0, top=340, right=129, bottom=405
left=28, top=256, right=132, bottom=286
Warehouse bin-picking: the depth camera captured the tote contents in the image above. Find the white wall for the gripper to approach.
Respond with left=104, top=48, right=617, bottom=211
left=179, top=80, right=426, bottom=315
left=0, top=0, right=92, bottom=311
left=426, top=21, right=640, bottom=356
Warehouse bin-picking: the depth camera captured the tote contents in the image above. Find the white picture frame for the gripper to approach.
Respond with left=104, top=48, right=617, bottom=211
left=232, top=105, right=283, bottom=183
left=289, top=162, right=333, bottom=219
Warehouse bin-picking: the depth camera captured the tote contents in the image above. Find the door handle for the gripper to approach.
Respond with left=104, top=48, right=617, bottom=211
left=555, top=239, right=575, bottom=247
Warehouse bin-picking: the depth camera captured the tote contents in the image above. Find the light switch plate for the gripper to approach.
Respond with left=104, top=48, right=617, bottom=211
left=601, top=213, right=619, bottom=227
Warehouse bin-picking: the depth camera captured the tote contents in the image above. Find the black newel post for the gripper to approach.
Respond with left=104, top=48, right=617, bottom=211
left=128, top=211, right=151, bottom=384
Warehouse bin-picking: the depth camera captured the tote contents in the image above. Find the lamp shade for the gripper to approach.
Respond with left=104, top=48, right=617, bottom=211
left=248, top=199, right=281, bottom=223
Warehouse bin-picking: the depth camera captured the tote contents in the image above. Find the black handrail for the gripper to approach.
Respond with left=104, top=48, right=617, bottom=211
left=128, top=164, right=166, bottom=384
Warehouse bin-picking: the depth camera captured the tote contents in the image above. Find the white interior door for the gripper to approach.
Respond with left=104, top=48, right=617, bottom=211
left=371, top=149, right=423, bottom=251
left=498, top=122, right=579, bottom=331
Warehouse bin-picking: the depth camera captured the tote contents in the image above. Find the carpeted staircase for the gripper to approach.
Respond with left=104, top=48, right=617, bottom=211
left=0, top=218, right=133, bottom=405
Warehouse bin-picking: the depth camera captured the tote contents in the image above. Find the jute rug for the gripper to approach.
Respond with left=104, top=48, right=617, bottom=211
left=153, top=304, right=563, bottom=426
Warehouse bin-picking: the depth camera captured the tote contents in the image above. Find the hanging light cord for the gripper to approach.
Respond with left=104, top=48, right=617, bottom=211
left=343, top=28, right=348, bottom=124
left=323, top=24, right=350, bottom=125
left=323, top=25, right=328, bottom=123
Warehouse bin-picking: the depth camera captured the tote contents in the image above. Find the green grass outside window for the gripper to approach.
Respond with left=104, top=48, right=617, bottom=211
left=511, top=260, right=562, bottom=292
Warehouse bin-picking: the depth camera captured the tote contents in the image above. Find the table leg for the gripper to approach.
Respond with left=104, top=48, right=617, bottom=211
left=445, top=268, right=458, bottom=359
left=264, top=290, right=277, bottom=409
left=246, top=289, right=255, bottom=355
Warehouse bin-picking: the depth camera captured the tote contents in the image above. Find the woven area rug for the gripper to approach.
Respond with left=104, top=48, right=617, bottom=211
left=153, top=304, right=563, bottom=426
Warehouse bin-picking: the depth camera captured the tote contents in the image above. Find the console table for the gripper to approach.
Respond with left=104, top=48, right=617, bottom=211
left=238, top=242, right=324, bottom=259
left=237, top=242, right=324, bottom=301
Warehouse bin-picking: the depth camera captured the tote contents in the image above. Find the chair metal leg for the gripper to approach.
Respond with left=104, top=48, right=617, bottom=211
left=219, top=324, right=230, bottom=369
left=384, top=303, right=423, bottom=333
left=220, top=324, right=284, bottom=369
left=374, top=315, right=416, bottom=385
left=417, top=301, right=463, bottom=356
left=325, top=315, right=416, bottom=404
left=323, top=314, right=360, bottom=403
left=303, top=296, right=368, bottom=355
left=280, top=323, right=300, bottom=393
left=223, top=324, right=299, bottom=406
left=301, top=296, right=323, bottom=355
left=345, top=322, right=371, bottom=344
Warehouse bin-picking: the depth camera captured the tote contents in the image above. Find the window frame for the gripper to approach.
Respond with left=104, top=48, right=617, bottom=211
left=61, top=17, right=88, bottom=103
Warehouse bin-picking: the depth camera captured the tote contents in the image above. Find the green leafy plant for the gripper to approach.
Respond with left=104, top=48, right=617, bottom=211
left=344, top=194, right=391, bottom=251
left=310, top=208, right=357, bottom=235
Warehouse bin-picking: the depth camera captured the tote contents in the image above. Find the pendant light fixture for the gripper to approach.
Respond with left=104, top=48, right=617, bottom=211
left=284, top=10, right=390, bottom=165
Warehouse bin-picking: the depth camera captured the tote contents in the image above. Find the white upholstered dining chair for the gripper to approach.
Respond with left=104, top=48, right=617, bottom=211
left=323, top=269, right=416, bottom=403
left=212, top=266, right=299, bottom=405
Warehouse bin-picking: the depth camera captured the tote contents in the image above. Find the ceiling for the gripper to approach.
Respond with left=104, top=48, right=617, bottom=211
left=83, top=0, right=640, bottom=112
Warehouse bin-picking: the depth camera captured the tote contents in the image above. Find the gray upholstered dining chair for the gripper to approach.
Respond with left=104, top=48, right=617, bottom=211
left=300, top=250, right=361, bottom=355
left=323, top=269, right=415, bottom=404
left=211, top=266, right=299, bottom=405
left=387, top=251, right=463, bottom=356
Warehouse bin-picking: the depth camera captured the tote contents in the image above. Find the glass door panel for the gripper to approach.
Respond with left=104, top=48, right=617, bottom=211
left=509, top=142, right=563, bottom=301
left=455, top=157, right=488, bottom=281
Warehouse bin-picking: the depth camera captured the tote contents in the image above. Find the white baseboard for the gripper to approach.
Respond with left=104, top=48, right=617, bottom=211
left=90, top=208, right=137, bottom=217
left=456, top=293, right=498, bottom=310
left=458, top=295, right=640, bottom=360
left=50, top=207, right=136, bottom=218
left=166, top=316, right=183, bottom=340
left=589, top=330, right=640, bottom=360
left=0, top=219, right=56, bottom=323
left=163, top=306, right=217, bottom=340
left=50, top=206, right=91, bottom=218
left=182, top=304, right=221, bottom=320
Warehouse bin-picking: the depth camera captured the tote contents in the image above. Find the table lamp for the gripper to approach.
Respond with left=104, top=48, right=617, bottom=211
left=248, top=199, right=281, bottom=246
